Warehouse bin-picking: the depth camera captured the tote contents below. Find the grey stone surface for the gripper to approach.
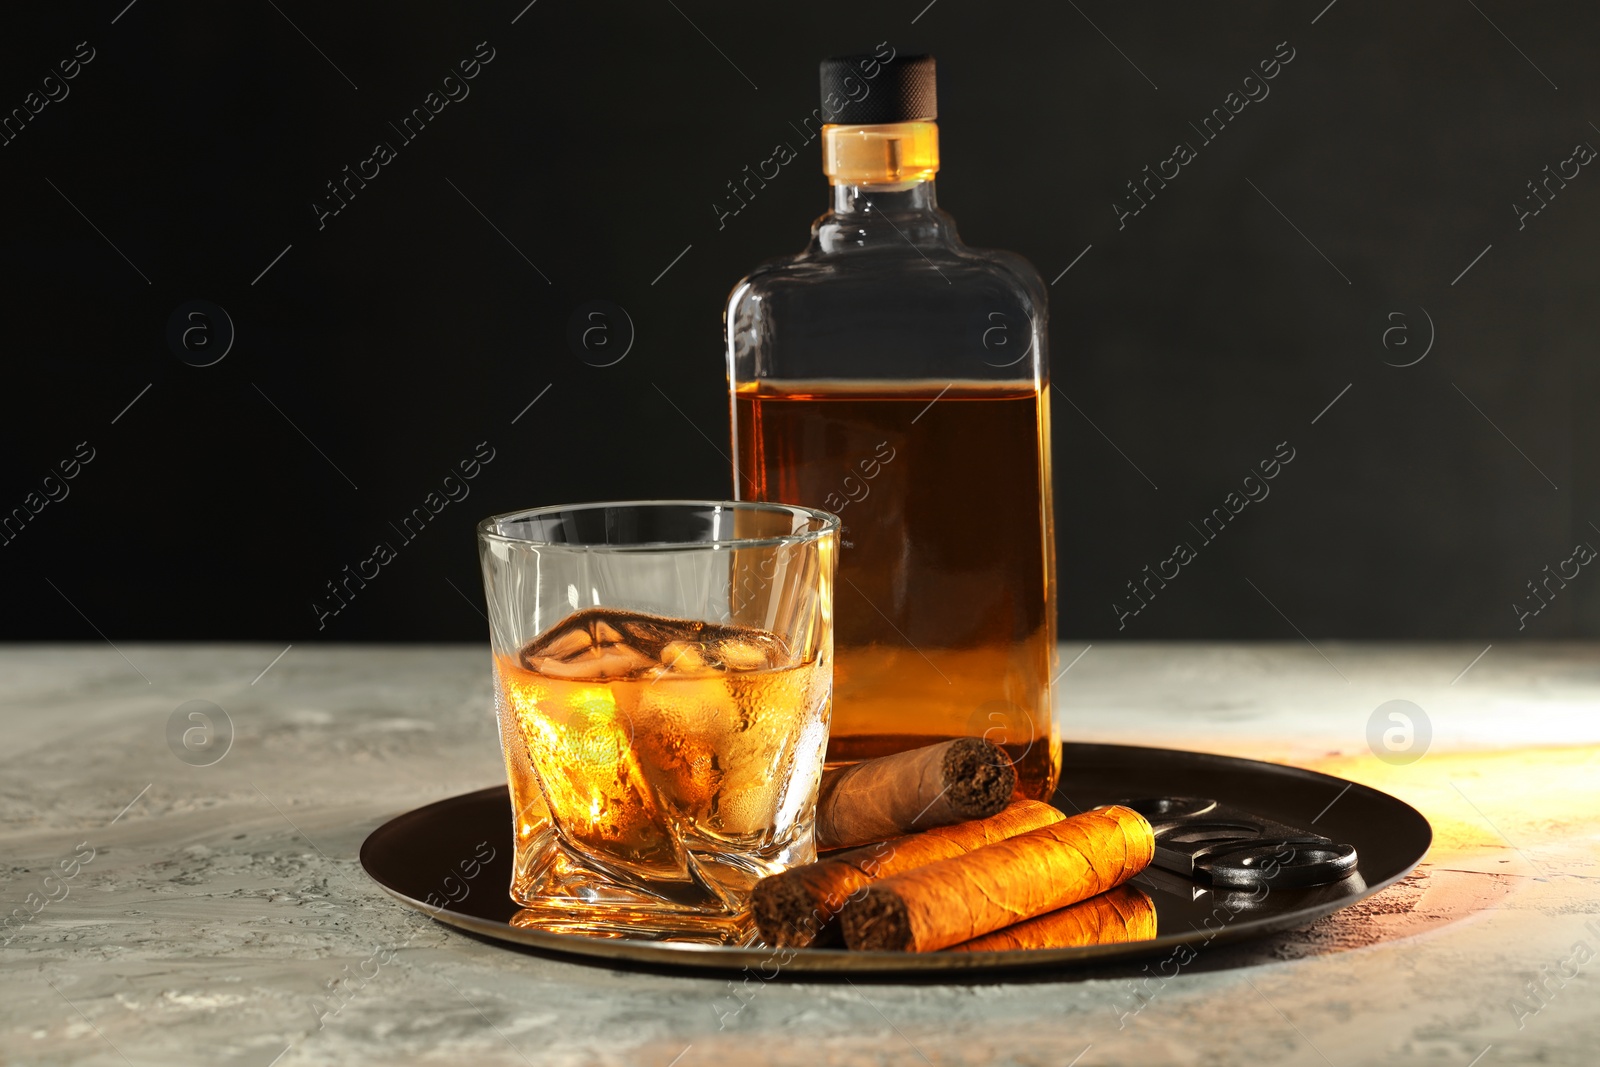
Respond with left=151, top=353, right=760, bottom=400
left=2, top=642, right=1597, bottom=1066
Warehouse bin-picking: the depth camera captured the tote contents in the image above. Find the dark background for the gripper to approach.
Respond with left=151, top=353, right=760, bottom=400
left=2, top=1, right=1596, bottom=642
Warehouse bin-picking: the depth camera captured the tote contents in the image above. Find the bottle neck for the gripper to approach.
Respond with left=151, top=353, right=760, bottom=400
left=830, top=180, right=938, bottom=217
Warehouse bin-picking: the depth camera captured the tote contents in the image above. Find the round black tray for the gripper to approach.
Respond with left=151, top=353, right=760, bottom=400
left=359, top=742, right=1431, bottom=975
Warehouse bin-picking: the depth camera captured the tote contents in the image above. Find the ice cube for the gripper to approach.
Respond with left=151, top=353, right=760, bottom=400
left=713, top=637, right=779, bottom=672
left=591, top=618, right=627, bottom=647
left=521, top=608, right=666, bottom=679
left=609, top=613, right=685, bottom=659
left=659, top=640, right=712, bottom=674
left=527, top=642, right=655, bottom=680
left=634, top=666, right=763, bottom=816
left=521, top=608, right=795, bottom=680
left=526, top=619, right=594, bottom=662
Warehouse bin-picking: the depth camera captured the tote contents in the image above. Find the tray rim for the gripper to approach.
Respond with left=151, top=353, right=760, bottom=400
left=358, top=742, right=1432, bottom=976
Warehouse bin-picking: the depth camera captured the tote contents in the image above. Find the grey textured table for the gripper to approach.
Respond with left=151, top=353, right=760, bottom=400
left=4, top=643, right=1598, bottom=1066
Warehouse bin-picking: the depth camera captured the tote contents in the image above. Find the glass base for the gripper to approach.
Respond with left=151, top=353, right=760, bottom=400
left=507, top=834, right=804, bottom=946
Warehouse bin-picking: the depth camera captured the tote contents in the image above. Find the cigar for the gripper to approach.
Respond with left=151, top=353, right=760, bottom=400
left=945, top=884, right=1157, bottom=952
left=813, top=738, right=1017, bottom=850
left=753, top=800, right=1064, bottom=948
left=840, top=804, right=1155, bottom=953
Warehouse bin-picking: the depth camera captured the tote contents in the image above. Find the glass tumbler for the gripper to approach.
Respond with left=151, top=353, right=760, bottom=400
left=477, top=500, right=838, bottom=943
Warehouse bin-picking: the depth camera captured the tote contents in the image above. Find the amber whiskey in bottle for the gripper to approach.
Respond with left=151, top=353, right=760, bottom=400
left=725, top=51, right=1059, bottom=798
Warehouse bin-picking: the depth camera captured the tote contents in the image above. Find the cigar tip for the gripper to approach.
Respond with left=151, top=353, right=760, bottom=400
left=942, top=737, right=1017, bottom=818
left=841, top=888, right=914, bottom=952
left=754, top=876, right=818, bottom=948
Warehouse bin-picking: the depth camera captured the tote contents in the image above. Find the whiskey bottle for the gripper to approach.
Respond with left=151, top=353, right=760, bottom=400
left=726, top=51, right=1060, bottom=798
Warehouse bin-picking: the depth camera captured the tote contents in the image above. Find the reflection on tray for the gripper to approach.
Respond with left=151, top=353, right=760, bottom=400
left=945, top=885, right=1158, bottom=952
left=509, top=905, right=755, bottom=946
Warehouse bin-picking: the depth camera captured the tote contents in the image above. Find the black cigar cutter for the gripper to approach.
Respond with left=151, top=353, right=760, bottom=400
left=1115, top=796, right=1358, bottom=889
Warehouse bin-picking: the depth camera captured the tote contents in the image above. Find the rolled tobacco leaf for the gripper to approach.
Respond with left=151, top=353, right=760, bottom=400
left=813, top=737, right=1017, bottom=850
left=945, top=884, right=1157, bottom=953
left=840, top=804, right=1156, bottom=953
left=753, top=800, right=1063, bottom=948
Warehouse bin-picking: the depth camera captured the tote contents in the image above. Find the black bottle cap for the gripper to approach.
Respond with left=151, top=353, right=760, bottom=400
left=819, top=52, right=936, bottom=125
